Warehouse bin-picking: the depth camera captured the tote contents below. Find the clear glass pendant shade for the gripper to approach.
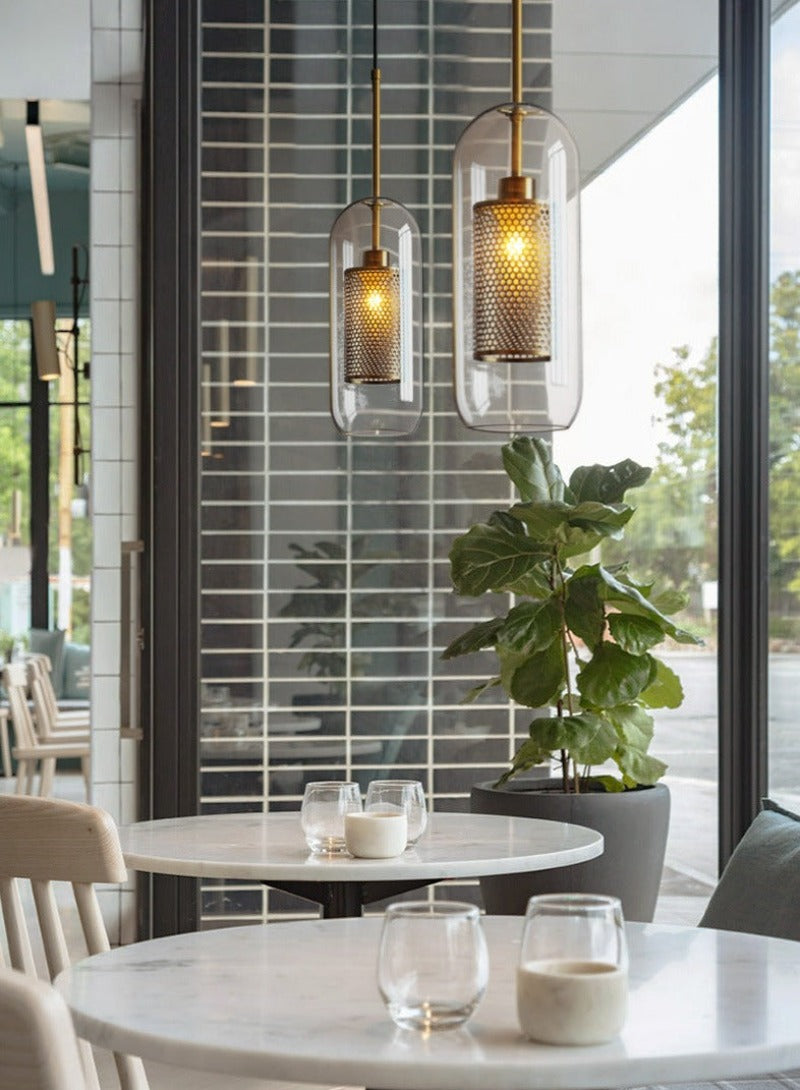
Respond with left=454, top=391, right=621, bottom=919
left=453, top=102, right=582, bottom=433
left=330, top=196, right=422, bottom=436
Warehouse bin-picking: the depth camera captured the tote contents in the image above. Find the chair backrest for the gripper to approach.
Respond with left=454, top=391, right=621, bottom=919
left=699, top=799, right=800, bottom=941
left=2, top=663, right=38, bottom=748
left=0, top=966, right=87, bottom=1090
left=0, top=795, right=147, bottom=1090
left=25, top=658, right=60, bottom=739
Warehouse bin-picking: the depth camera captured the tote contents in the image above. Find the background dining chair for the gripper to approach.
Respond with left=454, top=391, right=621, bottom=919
left=1, top=664, right=90, bottom=798
left=0, top=966, right=89, bottom=1090
left=25, top=655, right=91, bottom=732
left=26, top=661, right=90, bottom=747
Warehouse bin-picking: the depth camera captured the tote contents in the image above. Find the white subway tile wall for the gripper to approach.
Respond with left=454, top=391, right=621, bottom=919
left=89, top=0, right=143, bottom=944
left=198, top=0, right=552, bottom=923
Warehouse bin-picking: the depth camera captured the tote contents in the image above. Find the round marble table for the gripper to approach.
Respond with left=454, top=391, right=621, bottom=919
left=119, top=811, right=603, bottom=917
left=57, top=917, right=800, bottom=1090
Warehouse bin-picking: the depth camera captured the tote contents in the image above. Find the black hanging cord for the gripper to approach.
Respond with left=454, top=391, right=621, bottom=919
left=373, top=0, right=378, bottom=69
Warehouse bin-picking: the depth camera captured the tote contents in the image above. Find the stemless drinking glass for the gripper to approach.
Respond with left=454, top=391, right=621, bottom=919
left=300, top=781, right=362, bottom=854
left=365, top=780, right=428, bottom=844
left=377, top=901, right=488, bottom=1032
left=517, top=893, right=629, bottom=1045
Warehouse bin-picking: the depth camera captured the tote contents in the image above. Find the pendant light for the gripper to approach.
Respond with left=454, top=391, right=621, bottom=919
left=452, top=0, right=582, bottom=433
left=329, top=0, right=422, bottom=437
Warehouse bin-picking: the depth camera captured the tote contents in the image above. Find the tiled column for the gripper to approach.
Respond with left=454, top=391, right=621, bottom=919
left=89, top=0, right=143, bottom=945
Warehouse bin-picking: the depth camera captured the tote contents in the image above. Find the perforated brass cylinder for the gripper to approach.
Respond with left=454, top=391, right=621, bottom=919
left=344, top=263, right=401, bottom=383
left=473, top=195, right=551, bottom=362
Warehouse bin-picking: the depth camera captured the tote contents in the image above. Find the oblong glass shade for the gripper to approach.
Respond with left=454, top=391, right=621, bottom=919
left=453, top=102, right=582, bottom=433
left=330, top=197, right=422, bottom=436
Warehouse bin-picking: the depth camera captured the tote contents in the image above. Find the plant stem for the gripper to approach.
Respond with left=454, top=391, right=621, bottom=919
left=552, top=548, right=579, bottom=793
left=554, top=554, right=575, bottom=718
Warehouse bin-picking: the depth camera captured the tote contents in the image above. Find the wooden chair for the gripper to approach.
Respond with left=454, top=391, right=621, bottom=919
left=0, top=966, right=88, bottom=1090
left=26, top=661, right=90, bottom=747
left=25, top=654, right=90, bottom=732
left=0, top=794, right=147, bottom=1090
left=1, top=664, right=89, bottom=798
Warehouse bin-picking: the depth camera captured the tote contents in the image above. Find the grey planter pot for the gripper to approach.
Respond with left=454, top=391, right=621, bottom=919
left=471, top=778, right=670, bottom=922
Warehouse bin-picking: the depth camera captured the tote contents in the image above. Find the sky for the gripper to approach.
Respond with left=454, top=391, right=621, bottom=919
left=553, top=3, right=800, bottom=477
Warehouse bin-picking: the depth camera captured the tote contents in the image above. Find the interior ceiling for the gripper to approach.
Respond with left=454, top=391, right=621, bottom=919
left=554, top=0, right=795, bottom=187
left=552, top=0, right=718, bottom=186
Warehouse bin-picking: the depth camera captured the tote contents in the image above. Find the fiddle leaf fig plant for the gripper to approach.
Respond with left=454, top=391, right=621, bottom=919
left=443, top=437, right=701, bottom=793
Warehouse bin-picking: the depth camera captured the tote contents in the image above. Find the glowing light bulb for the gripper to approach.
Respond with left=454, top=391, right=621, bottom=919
left=367, top=290, right=383, bottom=310
left=505, top=233, right=526, bottom=260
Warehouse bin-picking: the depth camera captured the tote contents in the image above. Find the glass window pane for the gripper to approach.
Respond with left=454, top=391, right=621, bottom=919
left=554, top=2, right=719, bottom=924
left=47, top=317, right=92, bottom=644
left=769, top=1, right=800, bottom=813
left=0, top=320, right=32, bottom=652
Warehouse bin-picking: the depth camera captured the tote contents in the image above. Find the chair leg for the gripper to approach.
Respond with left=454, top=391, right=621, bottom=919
left=39, top=757, right=55, bottom=797
left=81, top=754, right=91, bottom=796
left=0, top=715, right=11, bottom=778
left=15, top=759, right=29, bottom=795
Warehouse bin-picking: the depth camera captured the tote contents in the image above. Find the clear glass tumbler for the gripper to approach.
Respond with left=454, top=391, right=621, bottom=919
left=300, top=780, right=362, bottom=854
left=365, top=780, right=428, bottom=844
left=517, top=893, right=628, bottom=1045
left=377, top=900, right=488, bottom=1031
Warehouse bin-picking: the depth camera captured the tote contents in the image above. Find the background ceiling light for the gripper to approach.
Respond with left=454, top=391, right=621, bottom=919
left=31, top=300, right=60, bottom=380
left=25, top=100, right=55, bottom=276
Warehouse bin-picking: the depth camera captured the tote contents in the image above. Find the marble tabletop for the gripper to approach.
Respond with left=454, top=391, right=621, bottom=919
left=118, top=811, right=602, bottom=884
left=57, top=917, right=800, bottom=1090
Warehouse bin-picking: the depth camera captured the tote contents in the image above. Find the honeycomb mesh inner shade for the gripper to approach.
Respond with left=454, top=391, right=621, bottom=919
left=344, top=265, right=401, bottom=384
left=472, top=198, right=551, bottom=362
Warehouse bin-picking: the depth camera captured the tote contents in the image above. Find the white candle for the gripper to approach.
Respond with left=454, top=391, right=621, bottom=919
left=345, top=811, right=407, bottom=858
left=517, top=959, right=628, bottom=1045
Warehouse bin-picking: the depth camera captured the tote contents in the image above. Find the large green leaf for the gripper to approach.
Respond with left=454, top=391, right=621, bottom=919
left=649, top=588, right=690, bottom=615
left=576, top=643, right=655, bottom=707
left=568, top=460, right=652, bottom=504
left=615, top=746, right=668, bottom=786
left=507, top=500, right=575, bottom=543
left=502, top=437, right=566, bottom=502
left=497, top=733, right=553, bottom=784
left=606, top=703, right=655, bottom=751
left=525, top=712, right=614, bottom=766
left=566, top=501, right=635, bottom=535
left=607, top=614, right=665, bottom=655
left=509, top=500, right=633, bottom=552
left=564, top=574, right=606, bottom=648
left=496, top=599, right=562, bottom=655
left=639, top=657, right=684, bottom=709
left=459, top=677, right=502, bottom=704
left=503, top=639, right=564, bottom=707
left=505, top=568, right=554, bottom=598
left=572, top=563, right=702, bottom=645
left=442, top=617, right=506, bottom=660
left=564, top=713, right=619, bottom=766
left=449, top=522, right=551, bottom=596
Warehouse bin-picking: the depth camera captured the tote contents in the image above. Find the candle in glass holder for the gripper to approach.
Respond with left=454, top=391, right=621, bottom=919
left=345, top=811, right=407, bottom=858
left=517, top=893, right=628, bottom=1045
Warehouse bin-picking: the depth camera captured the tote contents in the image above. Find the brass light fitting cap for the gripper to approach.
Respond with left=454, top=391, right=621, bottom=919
left=498, top=175, right=534, bottom=201
left=363, top=248, right=390, bottom=268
